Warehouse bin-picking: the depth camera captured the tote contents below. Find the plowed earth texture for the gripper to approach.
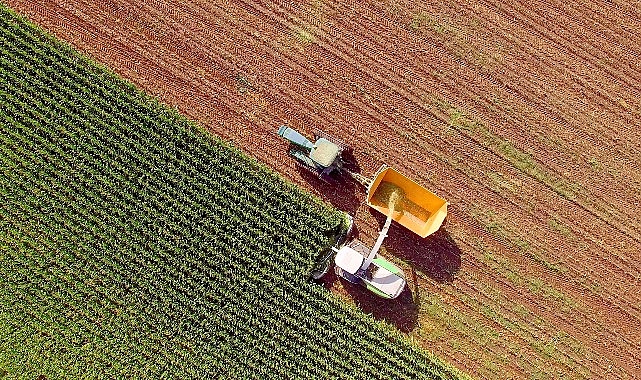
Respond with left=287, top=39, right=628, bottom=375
left=5, top=0, right=641, bottom=378
left=0, top=7, right=465, bottom=379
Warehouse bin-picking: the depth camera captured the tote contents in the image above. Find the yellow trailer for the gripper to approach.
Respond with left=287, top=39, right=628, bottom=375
left=366, top=166, right=448, bottom=238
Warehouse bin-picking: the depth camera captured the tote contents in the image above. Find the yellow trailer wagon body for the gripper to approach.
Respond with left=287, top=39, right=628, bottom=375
left=367, top=166, right=447, bottom=238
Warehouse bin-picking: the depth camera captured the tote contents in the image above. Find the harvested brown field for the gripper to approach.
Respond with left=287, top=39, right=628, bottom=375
left=7, top=0, right=640, bottom=378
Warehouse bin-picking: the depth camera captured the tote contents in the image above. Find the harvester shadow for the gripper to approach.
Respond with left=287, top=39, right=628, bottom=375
left=320, top=267, right=419, bottom=333
left=371, top=210, right=461, bottom=283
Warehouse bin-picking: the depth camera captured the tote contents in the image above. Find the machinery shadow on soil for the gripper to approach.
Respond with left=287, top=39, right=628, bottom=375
left=294, top=150, right=363, bottom=215
left=370, top=210, right=461, bottom=283
left=321, top=268, right=419, bottom=333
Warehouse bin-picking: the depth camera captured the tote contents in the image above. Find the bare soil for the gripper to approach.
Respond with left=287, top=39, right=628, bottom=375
left=8, top=0, right=640, bottom=378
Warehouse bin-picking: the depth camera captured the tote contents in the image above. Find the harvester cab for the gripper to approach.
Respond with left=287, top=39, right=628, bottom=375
left=334, top=230, right=407, bottom=299
left=278, top=126, right=448, bottom=300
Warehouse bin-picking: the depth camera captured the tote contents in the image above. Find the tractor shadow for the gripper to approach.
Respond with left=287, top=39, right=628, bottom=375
left=320, top=267, right=419, bottom=333
left=370, top=210, right=461, bottom=283
left=294, top=149, right=363, bottom=215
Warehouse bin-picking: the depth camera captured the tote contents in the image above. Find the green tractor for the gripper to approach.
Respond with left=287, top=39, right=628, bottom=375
left=277, top=125, right=349, bottom=182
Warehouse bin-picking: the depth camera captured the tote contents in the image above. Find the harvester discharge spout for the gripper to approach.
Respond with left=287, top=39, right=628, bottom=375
left=358, top=213, right=393, bottom=276
left=358, top=186, right=402, bottom=274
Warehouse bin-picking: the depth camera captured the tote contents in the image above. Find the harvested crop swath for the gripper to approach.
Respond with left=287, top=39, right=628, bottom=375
left=0, top=7, right=464, bottom=379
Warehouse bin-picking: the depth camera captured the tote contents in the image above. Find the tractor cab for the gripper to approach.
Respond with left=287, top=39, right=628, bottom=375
left=309, top=138, right=341, bottom=168
left=277, top=126, right=345, bottom=179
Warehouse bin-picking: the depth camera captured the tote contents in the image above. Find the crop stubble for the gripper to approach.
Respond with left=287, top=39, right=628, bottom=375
left=7, top=0, right=640, bottom=378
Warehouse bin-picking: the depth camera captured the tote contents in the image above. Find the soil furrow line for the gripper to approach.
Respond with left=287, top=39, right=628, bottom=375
left=252, top=0, right=641, bottom=240
left=493, top=0, right=641, bottom=92
left=449, top=219, right=639, bottom=377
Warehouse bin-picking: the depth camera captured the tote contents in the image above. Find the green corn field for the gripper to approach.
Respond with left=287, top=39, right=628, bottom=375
left=0, top=5, right=465, bottom=379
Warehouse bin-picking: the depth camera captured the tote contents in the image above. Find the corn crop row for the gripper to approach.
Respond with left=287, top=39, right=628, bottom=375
left=0, top=5, right=462, bottom=380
